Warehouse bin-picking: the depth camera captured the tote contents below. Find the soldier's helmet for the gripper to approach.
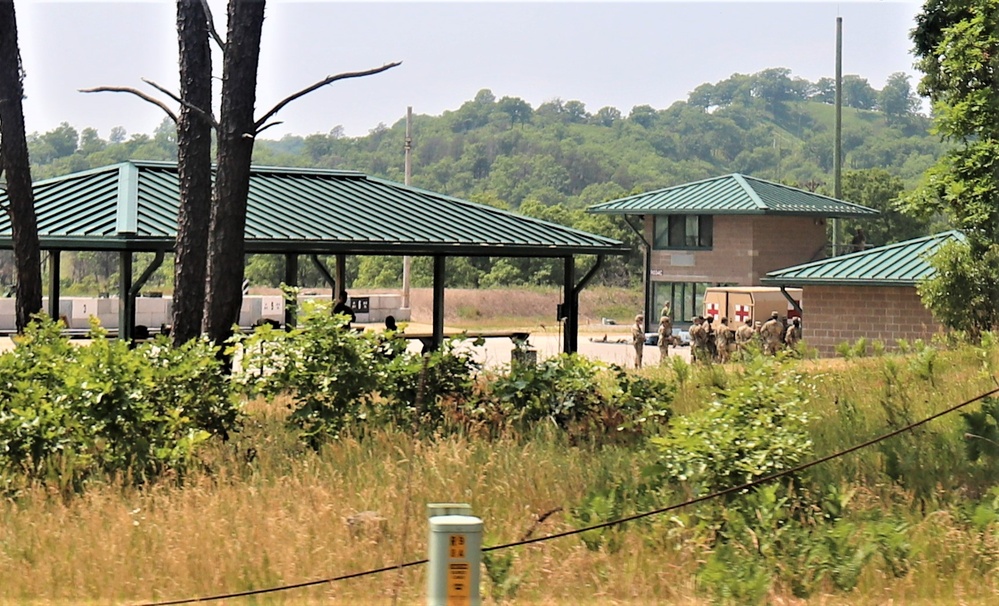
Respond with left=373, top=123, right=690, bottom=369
left=771, top=311, right=779, bottom=319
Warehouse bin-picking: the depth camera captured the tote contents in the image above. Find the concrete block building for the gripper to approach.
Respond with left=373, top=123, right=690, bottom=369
left=588, top=174, right=878, bottom=325
left=763, top=231, right=957, bottom=355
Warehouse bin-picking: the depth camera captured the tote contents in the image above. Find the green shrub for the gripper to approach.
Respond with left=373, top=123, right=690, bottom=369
left=649, top=359, right=813, bottom=497
left=670, top=355, right=691, bottom=385
left=375, top=337, right=481, bottom=431
left=475, top=354, right=673, bottom=441
left=482, top=354, right=609, bottom=434
left=0, top=317, right=239, bottom=491
left=569, top=487, right=627, bottom=553
left=961, top=397, right=999, bottom=463
left=237, top=302, right=385, bottom=447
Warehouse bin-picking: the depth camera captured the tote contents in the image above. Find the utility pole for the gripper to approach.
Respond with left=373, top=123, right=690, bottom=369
left=833, top=16, right=843, bottom=257
left=402, top=106, right=412, bottom=309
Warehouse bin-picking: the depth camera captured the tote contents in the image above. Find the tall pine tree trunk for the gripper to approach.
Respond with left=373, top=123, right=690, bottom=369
left=203, top=0, right=265, bottom=345
left=172, top=0, right=213, bottom=344
left=0, top=0, right=42, bottom=332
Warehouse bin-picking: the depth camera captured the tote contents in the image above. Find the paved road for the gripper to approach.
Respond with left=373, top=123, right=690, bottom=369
left=405, top=330, right=691, bottom=369
left=0, top=327, right=692, bottom=370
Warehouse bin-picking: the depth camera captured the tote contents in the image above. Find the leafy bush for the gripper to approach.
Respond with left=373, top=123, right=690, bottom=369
left=238, top=302, right=483, bottom=442
left=375, top=336, right=481, bottom=431
left=649, top=359, right=813, bottom=497
left=481, top=354, right=608, bottom=434
left=475, top=354, right=672, bottom=440
left=695, top=483, right=905, bottom=602
left=961, top=397, right=999, bottom=463
left=569, top=488, right=627, bottom=553
left=237, top=302, right=386, bottom=447
left=0, top=317, right=239, bottom=491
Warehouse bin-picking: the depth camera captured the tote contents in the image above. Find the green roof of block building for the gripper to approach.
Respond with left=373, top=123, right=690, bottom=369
left=587, top=173, right=878, bottom=218
left=763, top=231, right=964, bottom=287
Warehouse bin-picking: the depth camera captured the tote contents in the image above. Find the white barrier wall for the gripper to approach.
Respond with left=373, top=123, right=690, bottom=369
left=0, top=298, right=15, bottom=329
left=0, top=294, right=412, bottom=333
left=68, top=297, right=118, bottom=330
left=135, top=297, right=172, bottom=330
left=260, top=296, right=285, bottom=322
left=352, top=294, right=411, bottom=324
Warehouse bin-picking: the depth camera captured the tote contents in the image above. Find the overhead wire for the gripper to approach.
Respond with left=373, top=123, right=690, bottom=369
left=135, top=383, right=999, bottom=606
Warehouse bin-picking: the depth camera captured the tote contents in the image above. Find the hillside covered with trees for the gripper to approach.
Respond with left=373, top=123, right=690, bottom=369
left=18, top=68, right=947, bottom=293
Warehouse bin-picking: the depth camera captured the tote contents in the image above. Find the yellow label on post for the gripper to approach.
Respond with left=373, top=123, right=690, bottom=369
left=448, top=534, right=466, bottom=559
left=447, top=562, right=471, bottom=604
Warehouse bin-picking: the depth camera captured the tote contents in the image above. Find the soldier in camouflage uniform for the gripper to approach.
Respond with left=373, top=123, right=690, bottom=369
left=785, top=317, right=802, bottom=350
left=689, top=316, right=709, bottom=363
left=704, top=315, right=718, bottom=361
left=657, top=314, right=673, bottom=363
left=715, top=316, right=735, bottom=363
left=631, top=314, right=645, bottom=369
left=760, top=311, right=783, bottom=355
left=736, top=323, right=755, bottom=346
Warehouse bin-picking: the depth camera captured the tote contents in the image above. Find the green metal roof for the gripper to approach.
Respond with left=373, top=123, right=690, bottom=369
left=0, top=161, right=628, bottom=256
left=762, top=231, right=964, bottom=287
left=587, top=173, right=878, bottom=218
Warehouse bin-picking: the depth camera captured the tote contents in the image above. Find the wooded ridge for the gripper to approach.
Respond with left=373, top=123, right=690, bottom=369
left=14, top=68, right=948, bottom=291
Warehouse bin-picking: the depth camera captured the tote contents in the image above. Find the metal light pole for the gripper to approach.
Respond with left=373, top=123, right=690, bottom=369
left=833, top=16, right=843, bottom=257
left=402, top=106, right=413, bottom=310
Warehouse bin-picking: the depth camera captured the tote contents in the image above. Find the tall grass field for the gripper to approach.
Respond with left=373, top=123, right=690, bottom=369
left=2, top=312, right=999, bottom=604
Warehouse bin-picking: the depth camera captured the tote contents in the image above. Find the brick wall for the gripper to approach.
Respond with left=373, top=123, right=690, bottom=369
left=751, top=216, right=827, bottom=281
left=646, top=215, right=827, bottom=284
left=802, top=285, right=943, bottom=356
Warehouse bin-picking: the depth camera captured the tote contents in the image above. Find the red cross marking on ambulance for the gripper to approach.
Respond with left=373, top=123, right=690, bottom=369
left=706, top=302, right=720, bottom=317
left=735, top=305, right=751, bottom=323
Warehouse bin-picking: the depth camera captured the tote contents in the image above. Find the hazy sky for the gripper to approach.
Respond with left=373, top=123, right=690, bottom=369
left=16, top=1, right=924, bottom=140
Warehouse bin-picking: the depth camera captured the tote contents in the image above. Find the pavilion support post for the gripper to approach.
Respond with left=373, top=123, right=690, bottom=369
left=432, top=255, right=445, bottom=351
left=779, top=286, right=803, bottom=317
left=562, top=256, right=576, bottom=354
left=641, top=235, right=652, bottom=332
left=622, top=217, right=652, bottom=332
left=118, top=251, right=133, bottom=340
left=285, top=253, right=298, bottom=327
left=47, top=250, right=61, bottom=321
left=569, top=255, right=605, bottom=355
left=335, top=254, right=346, bottom=296
left=309, top=254, right=335, bottom=289
left=125, top=250, right=165, bottom=339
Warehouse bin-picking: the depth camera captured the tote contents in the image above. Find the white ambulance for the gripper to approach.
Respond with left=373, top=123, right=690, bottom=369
left=702, top=286, right=802, bottom=329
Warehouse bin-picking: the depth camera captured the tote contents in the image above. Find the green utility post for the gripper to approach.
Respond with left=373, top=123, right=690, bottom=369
left=427, top=504, right=482, bottom=606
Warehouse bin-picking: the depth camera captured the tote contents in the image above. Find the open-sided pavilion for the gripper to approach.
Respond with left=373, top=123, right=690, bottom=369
left=0, top=160, right=629, bottom=351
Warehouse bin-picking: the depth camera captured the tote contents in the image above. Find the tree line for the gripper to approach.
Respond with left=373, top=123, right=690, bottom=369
left=11, top=66, right=950, bottom=297
left=1, top=0, right=397, bottom=345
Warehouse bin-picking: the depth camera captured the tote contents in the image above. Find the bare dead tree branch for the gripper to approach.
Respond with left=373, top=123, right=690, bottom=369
left=79, top=86, right=178, bottom=123
left=141, top=77, right=182, bottom=105
left=142, top=77, right=218, bottom=129
left=253, top=62, right=402, bottom=131
left=254, top=121, right=283, bottom=136
left=199, top=0, right=225, bottom=51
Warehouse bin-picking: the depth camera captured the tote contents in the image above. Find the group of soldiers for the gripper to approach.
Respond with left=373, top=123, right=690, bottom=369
left=687, top=311, right=802, bottom=363
left=631, top=308, right=677, bottom=369
left=629, top=305, right=803, bottom=368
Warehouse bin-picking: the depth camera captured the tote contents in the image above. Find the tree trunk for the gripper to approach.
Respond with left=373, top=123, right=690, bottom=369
left=171, top=0, right=213, bottom=345
left=203, top=0, right=265, bottom=345
left=0, top=1, right=43, bottom=332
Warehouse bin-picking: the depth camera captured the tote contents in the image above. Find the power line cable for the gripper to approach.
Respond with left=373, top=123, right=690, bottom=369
left=135, top=383, right=999, bottom=606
